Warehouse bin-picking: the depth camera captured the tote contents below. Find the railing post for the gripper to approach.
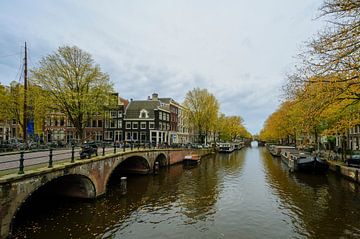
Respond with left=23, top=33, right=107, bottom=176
left=138, top=143, right=140, bottom=150
left=48, top=148, right=53, bottom=168
left=18, top=151, right=25, bottom=174
left=123, top=143, right=126, bottom=152
left=131, top=142, right=133, bottom=151
left=114, top=142, right=116, bottom=154
left=71, top=146, right=75, bottom=163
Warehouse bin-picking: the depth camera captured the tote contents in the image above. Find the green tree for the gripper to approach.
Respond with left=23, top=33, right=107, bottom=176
left=31, top=46, right=114, bottom=141
left=183, top=88, right=219, bottom=143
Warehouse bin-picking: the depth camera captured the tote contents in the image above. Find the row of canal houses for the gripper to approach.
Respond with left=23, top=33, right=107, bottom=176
left=41, top=93, right=193, bottom=145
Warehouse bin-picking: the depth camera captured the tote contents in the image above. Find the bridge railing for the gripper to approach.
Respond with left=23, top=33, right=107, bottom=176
left=0, top=142, right=198, bottom=175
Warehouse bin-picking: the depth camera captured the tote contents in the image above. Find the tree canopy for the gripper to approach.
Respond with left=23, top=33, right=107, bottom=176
left=31, top=46, right=114, bottom=141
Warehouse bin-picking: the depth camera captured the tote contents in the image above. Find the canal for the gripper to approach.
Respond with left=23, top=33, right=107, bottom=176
left=12, top=142, right=360, bottom=238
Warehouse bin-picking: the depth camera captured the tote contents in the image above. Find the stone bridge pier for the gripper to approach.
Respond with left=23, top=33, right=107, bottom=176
left=0, top=149, right=212, bottom=238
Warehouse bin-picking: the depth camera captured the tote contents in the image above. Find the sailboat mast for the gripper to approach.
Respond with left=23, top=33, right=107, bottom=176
left=23, top=42, right=28, bottom=141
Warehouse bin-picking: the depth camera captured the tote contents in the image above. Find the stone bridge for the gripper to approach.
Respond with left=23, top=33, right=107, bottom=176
left=0, top=148, right=212, bottom=238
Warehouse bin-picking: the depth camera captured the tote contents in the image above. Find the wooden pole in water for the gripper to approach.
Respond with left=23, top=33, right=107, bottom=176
left=120, top=177, right=127, bottom=195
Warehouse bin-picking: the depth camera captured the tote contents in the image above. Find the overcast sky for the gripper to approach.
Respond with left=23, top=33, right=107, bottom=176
left=0, top=0, right=325, bottom=134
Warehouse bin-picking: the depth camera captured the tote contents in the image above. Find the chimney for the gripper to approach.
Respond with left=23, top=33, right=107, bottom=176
left=152, top=93, right=158, bottom=101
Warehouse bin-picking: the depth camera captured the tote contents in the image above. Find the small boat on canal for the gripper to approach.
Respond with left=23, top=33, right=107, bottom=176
left=268, top=145, right=296, bottom=157
left=292, top=153, right=329, bottom=173
left=218, top=143, right=235, bottom=153
left=184, top=154, right=201, bottom=165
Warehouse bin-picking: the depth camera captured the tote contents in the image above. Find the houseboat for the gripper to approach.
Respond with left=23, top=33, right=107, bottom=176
left=291, top=153, right=329, bottom=173
left=269, top=145, right=296, bottom=157
left=218, top=143, right=235, bottom=153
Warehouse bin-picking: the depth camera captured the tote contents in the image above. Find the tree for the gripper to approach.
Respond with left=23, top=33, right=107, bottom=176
left=218, top=115, right=251, bottom=141
left=31, top=46, right=114, bottom=141
left=183, top=88, right=219, bottom=143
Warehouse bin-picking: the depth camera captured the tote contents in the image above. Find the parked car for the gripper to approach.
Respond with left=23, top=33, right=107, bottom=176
left=346, top=154, right=360, bottom=168
left=80, top=142, right=98, bottom=159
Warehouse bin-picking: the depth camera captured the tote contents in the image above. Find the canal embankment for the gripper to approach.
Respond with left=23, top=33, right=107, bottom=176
left=327, top=160, right=360, bottom=183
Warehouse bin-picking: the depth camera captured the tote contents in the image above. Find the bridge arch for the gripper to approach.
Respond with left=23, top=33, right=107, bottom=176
left=9, top=174, right=96, bottom=237
left=154, top=153, right=168, bottom=169
left=104, top=155, right=151, bottom=188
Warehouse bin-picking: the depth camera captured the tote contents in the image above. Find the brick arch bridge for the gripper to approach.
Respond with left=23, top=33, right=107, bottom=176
left=0, top=148, right=212, bottom=238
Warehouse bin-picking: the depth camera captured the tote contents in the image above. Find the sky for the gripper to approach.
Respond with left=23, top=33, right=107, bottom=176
left=0, top=0, right=325, bottom=134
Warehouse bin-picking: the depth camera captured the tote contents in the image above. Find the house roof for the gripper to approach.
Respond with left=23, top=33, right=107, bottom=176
left=125, top=100, right=169, bottom=119
left=159, top=97, right=181, bottom=107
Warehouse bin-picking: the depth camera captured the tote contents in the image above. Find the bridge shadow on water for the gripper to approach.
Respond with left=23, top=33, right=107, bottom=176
left=11, top=152, right=171, bottom=239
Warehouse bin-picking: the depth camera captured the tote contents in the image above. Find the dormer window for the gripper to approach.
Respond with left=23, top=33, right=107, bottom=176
left=139, top=109, right=149, bottom=118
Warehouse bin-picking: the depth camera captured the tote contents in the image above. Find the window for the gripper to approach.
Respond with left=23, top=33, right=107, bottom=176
left=110, top=120, right=116, bottom=128
left=118, top=111, right=123, bottom=118
left=166, top=114, right=169, bottom=121
left=140, top=132, right=146, bottom=141
left=126, top=132, right=131, bottom=140
left=132, top=132, right=138, bottom=140
left=126, top=122, right=131, bottom=129
left=118, top=120, right=122, bottom=128
left=105, top=131, right=113, bottom=140
left=105, top=120, right=110, bottom=128
left=139, top=109, right=148, bottom=118
left=132, top=122, right=138, bottom=129
left=98, top=120, right=103, bottom=128
left=159, top=112, right=162, bottom=120
left=141, top=122, right=146, bottom=129
left=92, top=120, right=97, bottom=127
left=110, top=111, right=117, bottom=118
left=67, top=120, right=73, bottom=127
left=149, top=122, right=155, bottom=129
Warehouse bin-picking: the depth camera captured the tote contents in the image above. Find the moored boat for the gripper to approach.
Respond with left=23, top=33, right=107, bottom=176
left=291, top=153, right=329, bottom=173
left=269, top=145, right=296, bottom=157
left=184, top=154, right=201, bottom=164
left=218, top=143, right=235, bottom=153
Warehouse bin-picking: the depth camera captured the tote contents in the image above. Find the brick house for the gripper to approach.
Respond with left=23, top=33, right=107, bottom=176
left=124, top=93, right=170, bottom=145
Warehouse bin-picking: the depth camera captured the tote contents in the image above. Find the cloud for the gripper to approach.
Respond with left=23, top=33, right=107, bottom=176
left=0, top=0, right=325, bottom=134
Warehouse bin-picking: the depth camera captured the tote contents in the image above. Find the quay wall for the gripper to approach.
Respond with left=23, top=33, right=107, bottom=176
left=328, top=161, right=360, bottom=184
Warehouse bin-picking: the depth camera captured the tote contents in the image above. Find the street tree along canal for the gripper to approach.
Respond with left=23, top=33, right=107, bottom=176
left=10, top=143, right=360, bottom=238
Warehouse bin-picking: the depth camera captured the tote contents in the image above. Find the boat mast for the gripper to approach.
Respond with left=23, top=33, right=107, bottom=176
left=23, top=42, right=28, bottom=141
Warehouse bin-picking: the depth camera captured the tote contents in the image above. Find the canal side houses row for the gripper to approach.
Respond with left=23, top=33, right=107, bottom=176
left=41, top=93, right=192, bottom=145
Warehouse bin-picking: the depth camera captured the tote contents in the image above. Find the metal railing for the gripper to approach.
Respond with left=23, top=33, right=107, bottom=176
left=0, top=142, right=199, bottom=175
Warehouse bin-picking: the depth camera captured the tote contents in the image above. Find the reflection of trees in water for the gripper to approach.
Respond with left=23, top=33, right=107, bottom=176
left=178, top=151, right=246, bottom=222
left=261, top=148, right=360, bottom=238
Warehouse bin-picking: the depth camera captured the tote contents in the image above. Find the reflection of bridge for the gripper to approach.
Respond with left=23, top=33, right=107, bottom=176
left=0, top=148, right=212, bottom=238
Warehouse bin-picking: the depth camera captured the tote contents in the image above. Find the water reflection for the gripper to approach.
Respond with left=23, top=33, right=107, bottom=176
left=261, top=148, right=360, bottom=238
left=12, top=147, right=360, bottom=239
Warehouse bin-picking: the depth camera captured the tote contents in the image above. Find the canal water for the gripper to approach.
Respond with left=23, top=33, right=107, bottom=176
left=13, top=142, right=360, bottom=238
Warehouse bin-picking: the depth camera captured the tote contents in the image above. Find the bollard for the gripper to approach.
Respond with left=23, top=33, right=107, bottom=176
left=138, top=143, right=140, bottom=150
left=154, top=161, right=159, bottom=175
left=120, top=177, right=127, bottom=195
left=71, top=146, right=75, bottom=163
left=114, top=143, right=116, bottom=154
left=18, top=151, right=25, bottom=174
left=131, top=142, right=133, bottom=151
left=123, top=143, right=126, bottom=152
left=48, top=148, right=53, bottom=168
left=102, top=144, right=105, bottom=156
